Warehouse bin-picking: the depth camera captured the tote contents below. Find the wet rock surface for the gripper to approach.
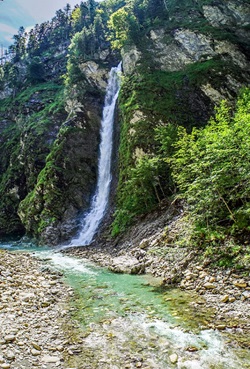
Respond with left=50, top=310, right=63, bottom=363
left=0, top=250, right=76, bottom=369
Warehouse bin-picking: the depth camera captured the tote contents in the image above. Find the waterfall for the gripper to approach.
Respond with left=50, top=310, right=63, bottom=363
left=70, top=62, right=122, bottom=247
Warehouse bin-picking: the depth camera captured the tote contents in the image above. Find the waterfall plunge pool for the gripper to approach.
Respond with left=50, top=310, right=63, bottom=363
left=2, top=240, right=249, bottom=369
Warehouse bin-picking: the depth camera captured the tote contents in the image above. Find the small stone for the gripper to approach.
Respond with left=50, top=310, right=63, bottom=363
left=187, top=346, right=199, bottom=352
left=4, top=335, right=15, bottom=343
left=234, top=282, right=247, bottom=288
left=242, top=291, right=250, bottom=299
left=31, top=349, right=41, bottom=356
left=229, top=297, right=236, bottom=303
left=20, top=292, right=34, bottom=302
left=232, top=274, right=240, bottom=278
left=220, top=295, right=229, bottom=303
left=31, top=342, right=42, bottom=351
left=197, top=300, right=205, bottom=304
left=42, top=355, right=60, bottom=363
left=6, top=351, right=15, bottom=360
left=199, top=272, right=208, bottom=278
left=0, top=364, right=11, bottom=369
left=204, top=282, right=216, bottom=289
left=41, top=300, right=51, bottom=307
left=169, top=353, right=178, bottom=364
left=136, top=363, right=142, bottom=368
left=195, top=266, right=203, bottom=271
left=216, top=324, right=226, bottom=330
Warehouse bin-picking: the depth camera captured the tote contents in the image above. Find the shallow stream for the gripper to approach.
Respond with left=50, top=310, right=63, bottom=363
left=1, top=240, right=250, bottom=369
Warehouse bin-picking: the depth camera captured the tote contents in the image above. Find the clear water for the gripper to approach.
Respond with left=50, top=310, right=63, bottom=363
left=37, top=249, right=249, bottom=369
left=69, top=63, right=122, bottom=247
left=1, top=241, right=249, bottom=368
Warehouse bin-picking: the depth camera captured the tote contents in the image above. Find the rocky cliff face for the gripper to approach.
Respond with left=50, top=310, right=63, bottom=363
left=0, top=42, right=116, bottom=243
left=113, top=0, right=250, bottom=233
left=18, top=60, right=114, bottom=245
left=122, top=1, right=250, bottom=97
left=0, top=85, right=65, bottom=236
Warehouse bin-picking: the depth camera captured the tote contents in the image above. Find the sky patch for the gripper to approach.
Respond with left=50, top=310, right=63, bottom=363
left=0, top=0, right=81, bottom=48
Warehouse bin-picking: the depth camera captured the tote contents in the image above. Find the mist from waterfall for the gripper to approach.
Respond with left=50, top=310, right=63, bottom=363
left=70, top=62, right=122, bottom=247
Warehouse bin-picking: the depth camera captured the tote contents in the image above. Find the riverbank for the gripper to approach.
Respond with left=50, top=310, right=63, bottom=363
left=66, top=208, right=250, bottom=349
left=0, top=250, right=78, bottom=369
left=0, top=242, right=249, bottom=369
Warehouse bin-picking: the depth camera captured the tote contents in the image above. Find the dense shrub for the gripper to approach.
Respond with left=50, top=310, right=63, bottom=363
left=171, top=88, right=250, bottom=236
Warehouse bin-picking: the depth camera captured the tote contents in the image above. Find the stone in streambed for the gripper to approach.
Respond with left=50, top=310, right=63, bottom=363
left=216, top=325, right=226, bottom=330
left=233, top=281, right=247, bottom=288
left=41, top=355, right=60, bottom=363
left=108, top=256, right=145, bottom=274
left=5, top=351, right=15, bottom=360
left=19, top=292, right=35, bottom=302
left=204, top=282, right=216, bottom=289
left=0, top=364, right=11, bottom=369
left=31, top=349, right=41, bottom=356
left=169, top=353, right=178, bottom=364
left=31, top=342, right=42, bottom=351
left=4, top=335, right=15, bottom=343
left=220, top=295, right=229, bottom=303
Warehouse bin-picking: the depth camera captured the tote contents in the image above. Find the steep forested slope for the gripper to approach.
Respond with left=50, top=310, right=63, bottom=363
left=0, top=0, right=249, bottom=260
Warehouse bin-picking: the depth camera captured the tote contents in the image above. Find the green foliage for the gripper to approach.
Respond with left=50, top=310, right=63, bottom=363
left=0, top=82, right=64, bottom=116
left=171, top=88, right=250, bottom=237
left=107, top=5, right=139, bottom=49
left=27, top=57, right=45, bottom=84
left=18, top=136, right=66, bottom=235
left=119, top=58, right=226, bottom=121
left=68, top=27, right=96, bottom=61
left=0, top=80, right=66, bottom=235
left=112, top=58, right=232, bottom=235
left=0, top=66, right=4, bottom=91
left=112, top=155, right=164, bottom=234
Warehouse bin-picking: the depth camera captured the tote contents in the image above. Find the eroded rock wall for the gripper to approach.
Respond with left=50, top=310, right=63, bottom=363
left=18, top=61, right=114, bottom=245
left=114, top=0, right=250, bottom=232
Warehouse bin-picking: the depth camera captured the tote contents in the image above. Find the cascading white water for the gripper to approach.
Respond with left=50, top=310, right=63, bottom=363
left=70, top=62, right=122, bottom=246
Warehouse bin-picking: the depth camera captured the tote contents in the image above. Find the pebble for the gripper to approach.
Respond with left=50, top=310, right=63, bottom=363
left=41, top=355, right=60, bottom=363
left=216, top=324, right=226, bottom=330
left=220, top=295, right=229, bottom=303
left=204, top=282, right=216, bottom=289
left=234, top=282, right=247, bottom=288
left=4, top=336, right=15, bottom=343
left=0, top=364, right=11, bottom=369
left=169, top=353, right=178, bottom=364
left=31, top=349, right=41, bottom=356
left=5, top=351, right=15, bottom=360
left=31, top=342, right=42, bottom=351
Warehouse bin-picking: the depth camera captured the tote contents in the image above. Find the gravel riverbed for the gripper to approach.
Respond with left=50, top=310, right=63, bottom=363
left=0, top=250, right=76, bottom=369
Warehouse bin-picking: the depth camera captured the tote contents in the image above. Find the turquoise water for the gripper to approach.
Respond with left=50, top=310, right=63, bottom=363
left=1, top=241, right=250, bottom=368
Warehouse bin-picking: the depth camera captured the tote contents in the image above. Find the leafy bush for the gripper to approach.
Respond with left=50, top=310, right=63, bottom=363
left=171, top=88, right=250, bottom=235
left=27, top=57, right=45, bottom=84
left=112, top=155, right=164, bottom=235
